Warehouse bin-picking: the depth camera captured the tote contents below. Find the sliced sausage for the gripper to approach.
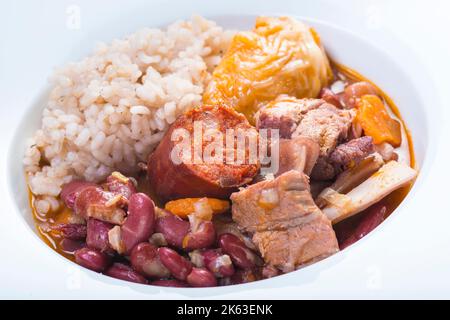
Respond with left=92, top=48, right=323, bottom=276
left=148, top=105, right=260, bottom=201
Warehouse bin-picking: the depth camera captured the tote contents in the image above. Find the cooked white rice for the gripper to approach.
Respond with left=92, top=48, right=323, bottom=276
left=24, top=16, right=234, bottom=203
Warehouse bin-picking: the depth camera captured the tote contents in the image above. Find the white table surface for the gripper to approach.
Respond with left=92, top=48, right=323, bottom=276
left=1, top=0, right=449, bottom=299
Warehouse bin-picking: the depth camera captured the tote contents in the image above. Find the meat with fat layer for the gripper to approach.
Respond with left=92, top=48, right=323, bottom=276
left=255, top=96, right=324, bottom=139
left=230, top=170, right=339, bottom=272
left=293, top=102, right=355, bottom=180
left=292, top=102, right=355, bottom=156
left=256, top=97, right=355, bottom=180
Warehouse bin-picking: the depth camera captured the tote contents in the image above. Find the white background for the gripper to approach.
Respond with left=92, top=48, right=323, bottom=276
left=1, top=0, right=449, bottom=299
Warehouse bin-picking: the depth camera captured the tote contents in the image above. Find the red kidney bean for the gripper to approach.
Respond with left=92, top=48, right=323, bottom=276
left=105, top=173, right=137, bottom=201
left=335, top=203, right=387, bottom=250
left=60, top=239, right=86, bottom=253
left=74, top=186, right=126, bottom=224
left=121, top=193, right=156, bottom=254
left=52, top=223, right=87, bottom=240
left=200, top=249, right=235, bottom=278
left=220, top=269, right=259, bottom=286
left=86, top=218, right=114, bottom=253
left=183, top=220, right=216, bottom=251
left=61, top=180, right=98, bottom=209
left=342, top=81, right=378, bottom=109
left=214, top=217, right=258, bottom=251
left=151, top=279, right=189, bottom=288
left=105, top=263, right=148, bottom=284
left=218, top=233, right=258, bottom=269
left=158, top=247, right=193, bottom=281
left=130, top=243, right=170, bottom=279
left=74, top=247, right=110, bottom=272
left=186, top=268, right=217, bottom=287
left=320, top=88, right=342, bottom=108
left=155, top=211, right=190, bottom=248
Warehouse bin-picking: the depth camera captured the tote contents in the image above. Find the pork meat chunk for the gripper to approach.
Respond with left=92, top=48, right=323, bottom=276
left=295, top=104, right=355, bottom=180
left=293, top=103, right=355, bottom=156
left=231, top=170, right=339, bottom=272
left=255, top=96, right=324, bottom=139
left=256, top=97, right=355, bottom=180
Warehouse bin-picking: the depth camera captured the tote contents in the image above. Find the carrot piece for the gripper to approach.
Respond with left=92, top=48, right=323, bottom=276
left=356, top=95, right=402, bottom=147
left=165, top=198, right=230, bottom=219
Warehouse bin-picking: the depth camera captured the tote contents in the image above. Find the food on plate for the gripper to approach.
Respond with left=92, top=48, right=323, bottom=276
left=25, top=15, right=417, bottom=287
left=256, top=95, right=356, bottom=180
left=203, top=16, right=332, bottom=122
left=230, top=170, right=339, bottom=272
left=24, top=16, right=234, bottom=199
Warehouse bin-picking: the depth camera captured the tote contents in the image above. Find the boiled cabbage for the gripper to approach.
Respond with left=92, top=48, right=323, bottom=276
left=203, top=16, right=333, bottom=123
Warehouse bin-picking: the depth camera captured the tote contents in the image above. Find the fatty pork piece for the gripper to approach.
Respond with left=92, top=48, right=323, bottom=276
left=231, top=170, right=339, bottom=272
left=255, top=96, right=325, bottom=139
left=256, top=96, right=355, bottom=180
left=292, top=103, right=355, bottom=180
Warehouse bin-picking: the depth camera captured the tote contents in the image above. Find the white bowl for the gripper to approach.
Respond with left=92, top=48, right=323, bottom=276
left=2, top=0, right=449, bottom=299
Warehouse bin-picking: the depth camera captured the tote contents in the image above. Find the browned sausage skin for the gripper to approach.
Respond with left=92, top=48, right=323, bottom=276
left=148, top=105, right=260, bottom=201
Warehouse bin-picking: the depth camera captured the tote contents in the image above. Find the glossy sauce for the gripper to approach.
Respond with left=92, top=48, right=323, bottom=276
left=29, top=62, right=416, bottom=259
